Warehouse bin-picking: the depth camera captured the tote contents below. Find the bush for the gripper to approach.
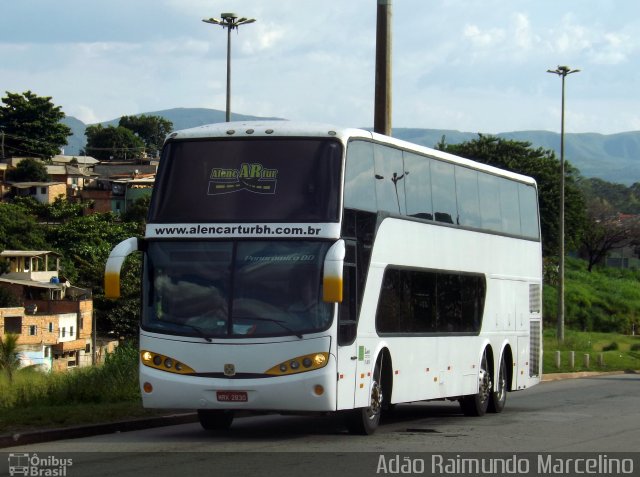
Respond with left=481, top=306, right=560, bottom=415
left=0, top=341, right=140, bottom=409
left=602, top=342, right=619, bottom=352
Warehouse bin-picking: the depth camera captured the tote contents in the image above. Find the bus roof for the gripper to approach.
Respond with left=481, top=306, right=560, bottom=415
left=166, top=120, right=537, bottom=186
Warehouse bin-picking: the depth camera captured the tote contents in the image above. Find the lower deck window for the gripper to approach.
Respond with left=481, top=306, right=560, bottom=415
left=376, top=267, right=486, bottom=334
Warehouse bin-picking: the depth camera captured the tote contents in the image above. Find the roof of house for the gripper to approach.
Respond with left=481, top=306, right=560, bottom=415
left=1, top=250, right=61, bottom=258
left=0, top=277, right=63, bottom=290
left=93, top=164, right=157, bottom=178
left=52, top=155, right=99, bottom=165
left=8, top=182, right=66, bottom=189
left=46, top=165, right=97, bottom=177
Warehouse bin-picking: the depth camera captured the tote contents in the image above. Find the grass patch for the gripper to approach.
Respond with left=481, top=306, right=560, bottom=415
left=0, top=401, right=168, bottom=435
left=543, top=328, right=640, bottom=373
left=0, top=342, right=139, bottom=409
left=544, top=257, right=640, bottom=334
left=0, top=341, right=147, bottom=435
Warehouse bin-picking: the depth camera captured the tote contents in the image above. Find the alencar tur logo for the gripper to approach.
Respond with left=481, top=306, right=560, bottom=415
left=8, top=453, right=73, bottom=476
left=208, top=162, right=278, bottom=195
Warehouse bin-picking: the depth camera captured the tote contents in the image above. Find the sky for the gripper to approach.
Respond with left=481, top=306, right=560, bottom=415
left=1, top=0, right=639, bottom=134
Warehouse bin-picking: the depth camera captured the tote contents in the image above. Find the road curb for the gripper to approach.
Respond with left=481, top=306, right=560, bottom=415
left=0, top=413, right=198, bottom=449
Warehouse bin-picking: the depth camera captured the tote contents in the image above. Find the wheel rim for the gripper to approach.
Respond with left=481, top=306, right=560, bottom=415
left=478, top=356, right=492, bottom=403
left=366, top=377, right=382, bottom=421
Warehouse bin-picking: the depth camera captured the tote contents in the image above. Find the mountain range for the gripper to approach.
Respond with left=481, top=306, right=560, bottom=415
left=61, top=108, right=640, bottom=186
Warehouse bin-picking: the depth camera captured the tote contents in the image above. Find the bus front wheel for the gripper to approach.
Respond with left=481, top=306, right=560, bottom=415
left=460, top=351, right=491, bottom=417
left=197, top=409, right=234, bottom=430
left=346, top=362, right=383, bottom=435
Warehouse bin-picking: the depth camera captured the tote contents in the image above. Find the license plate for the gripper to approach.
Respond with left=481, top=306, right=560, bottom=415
left=216, top=391, right=248, bottom=402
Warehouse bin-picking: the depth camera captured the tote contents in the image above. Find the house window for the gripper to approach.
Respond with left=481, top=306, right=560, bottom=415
left=70, top=326, right=74, bottom=337
left=85, top=343, right=91, bottom=353
left=29, top=325, right=37, bottom=336
left=48, top=322, right=54, bottom=333
left=41, top=187, right=47, bottom=194
left=44, top=346, right=50, bottom=358
left=4, top=316, right=22, bottom=334
left=79, top=318, right=84, bottom=330
left=61, top=327, right=66, bottom=338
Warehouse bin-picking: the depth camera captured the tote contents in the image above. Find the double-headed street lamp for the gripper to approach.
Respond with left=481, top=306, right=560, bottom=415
left=203, top=13, right=256, bottom=122
left=547, top=65, right=580, bottom=343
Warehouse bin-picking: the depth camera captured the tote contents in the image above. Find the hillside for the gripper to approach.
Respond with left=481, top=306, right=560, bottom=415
left=61, top=109, right=640, bottom=185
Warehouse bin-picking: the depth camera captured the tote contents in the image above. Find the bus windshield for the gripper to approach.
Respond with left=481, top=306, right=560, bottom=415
left=142, top=241, right=333, bottom=339
left=149, top=138, right=343, bottom=223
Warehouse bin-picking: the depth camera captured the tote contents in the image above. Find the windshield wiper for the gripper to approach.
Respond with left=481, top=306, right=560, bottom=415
left=238, top=317, right=304, bottom=339
left=159, top=320, right=213, bottom=342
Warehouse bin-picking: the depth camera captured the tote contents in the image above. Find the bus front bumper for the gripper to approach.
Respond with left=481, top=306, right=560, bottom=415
left=140, top=361, right=337, bottom=412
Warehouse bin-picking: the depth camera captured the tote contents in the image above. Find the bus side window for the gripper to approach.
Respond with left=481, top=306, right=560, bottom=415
left=431, top=160, right=457, bottom=224
left=344, top=140, right=376, bottom=212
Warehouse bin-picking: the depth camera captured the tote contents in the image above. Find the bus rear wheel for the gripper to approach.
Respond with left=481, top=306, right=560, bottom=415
left=346, top=362, right=383, bottom=435
left=460, top=351, right=491, bottom=417
left=489, top=356, right=507, bottom=413
left=197, top=409, right=234, bottom=430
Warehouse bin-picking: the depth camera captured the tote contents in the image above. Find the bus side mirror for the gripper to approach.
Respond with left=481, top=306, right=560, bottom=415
left=323, top=240, right=345, bottom=303
left=104, top=237, right=140, bottom=299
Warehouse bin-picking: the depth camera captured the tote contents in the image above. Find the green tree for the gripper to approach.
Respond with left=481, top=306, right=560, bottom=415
left=84, top=124, right=145, bottom=161
left=119, top=115, right=173, bottom=158
left=580, top=198, right=640, bottom=271
left=46, top=212, right=140, bottom=286
left=6, top=157, right=49, bottom=182
left=0, top=91, right=72, bottom=160
left=0, top=202, right=47, bottom=250
left=13, top=195, right=89, bottom=224
left=45, top=213, right=143, bottom=338
left=437, top=134, right=585, bottom=256
left=580, top=177, right=640, bottom=215
left=121, top=194, right=150, bottom=228
left=0, top=333, right=20, bottom=383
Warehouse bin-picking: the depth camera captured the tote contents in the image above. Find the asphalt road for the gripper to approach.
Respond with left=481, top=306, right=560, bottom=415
left=1, top=374, right=638, bottom=477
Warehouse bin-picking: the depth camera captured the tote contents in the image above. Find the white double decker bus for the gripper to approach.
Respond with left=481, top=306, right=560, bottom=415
left=105, top=121, right=542, bottom=434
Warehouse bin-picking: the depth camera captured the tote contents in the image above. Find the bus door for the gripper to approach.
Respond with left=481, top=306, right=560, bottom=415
left=336, top=242, right=359, bottom=409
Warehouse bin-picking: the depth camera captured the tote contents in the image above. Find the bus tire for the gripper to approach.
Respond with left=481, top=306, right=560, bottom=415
left=346, top=362, right=383, bottom=435
left=488, top=356, right=507, bottom=413
left=197, top=409, right=234, bottom=430
left=460, top=350, right=491, bottom=417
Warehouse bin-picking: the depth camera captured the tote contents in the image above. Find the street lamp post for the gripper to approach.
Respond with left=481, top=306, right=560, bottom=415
left=203, top=13, right=256, bottom=122
left=374, top=0, right=392, bottom=136
left=547, top=65, right=580, bottom=343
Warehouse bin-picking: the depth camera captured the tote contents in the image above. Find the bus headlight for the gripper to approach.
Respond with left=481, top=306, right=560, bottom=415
left=141, top=350, right=195, bottom=375
left=265, top=352, right=329, bottom=376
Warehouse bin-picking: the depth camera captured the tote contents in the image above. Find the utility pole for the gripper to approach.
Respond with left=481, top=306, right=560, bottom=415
left=203, top=13, right=256, bottom=122
left=374, top=0, right=392, bottom=136
left=547, top=65, right=580, bottom=343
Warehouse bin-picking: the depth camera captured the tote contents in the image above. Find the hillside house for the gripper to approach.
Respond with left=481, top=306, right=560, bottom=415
left=7, top=182, right=67, bottom=204
left=47, top=164, right=98, bottom=198
left=79, top=170, right=154, bottom=214
left=0, top=250, right=94, bottom=372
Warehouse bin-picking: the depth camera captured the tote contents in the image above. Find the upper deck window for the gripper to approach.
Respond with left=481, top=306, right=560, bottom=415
left=150, top=138, right=343, bottom=223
